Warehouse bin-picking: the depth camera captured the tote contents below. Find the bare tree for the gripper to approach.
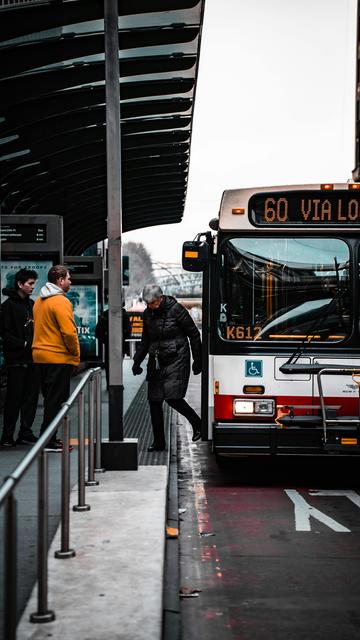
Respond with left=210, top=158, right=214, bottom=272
left=123, top=242, right=155, bottom=303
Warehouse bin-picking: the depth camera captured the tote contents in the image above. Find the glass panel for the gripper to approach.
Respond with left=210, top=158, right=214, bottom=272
left=219, top=238, right=350, bottom=343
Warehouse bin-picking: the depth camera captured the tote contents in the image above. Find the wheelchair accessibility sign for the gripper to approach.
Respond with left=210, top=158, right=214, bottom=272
left=245, top=360, right=263, bottom=377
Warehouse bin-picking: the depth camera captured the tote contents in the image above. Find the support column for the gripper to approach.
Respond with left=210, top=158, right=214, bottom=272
left=103, top=0, right=137, bottom=469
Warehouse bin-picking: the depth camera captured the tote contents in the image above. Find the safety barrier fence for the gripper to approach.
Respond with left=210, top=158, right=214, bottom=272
left=0, top=367, right=103, bottom=640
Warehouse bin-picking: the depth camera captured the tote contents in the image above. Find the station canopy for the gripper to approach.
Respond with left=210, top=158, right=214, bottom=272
left=0, top=0, right=205, bottom=255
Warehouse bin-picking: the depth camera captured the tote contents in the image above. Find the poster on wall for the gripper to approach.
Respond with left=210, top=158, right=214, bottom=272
left=0, top=259, right=52, bottom=304
left=66, top=284, right=98, bottom=360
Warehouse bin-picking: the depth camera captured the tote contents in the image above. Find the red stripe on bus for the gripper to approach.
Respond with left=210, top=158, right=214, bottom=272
left=214, top=394, right=358, bottom=421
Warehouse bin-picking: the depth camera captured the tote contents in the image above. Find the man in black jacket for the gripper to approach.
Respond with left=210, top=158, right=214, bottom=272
left=0, top=268, right=40, bottom=447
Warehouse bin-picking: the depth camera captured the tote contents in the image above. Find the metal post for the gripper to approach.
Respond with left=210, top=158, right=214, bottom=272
left=201, top=247, right=210, bottom=440
left=73, top=391, right=90, bottom=511
left=352, top=0, right=360, bottom=181
left=105, top=0, right=124, bottom=440
left=86, top=378, right=99, bottom=486
left=95, top=372, right=105, bottom=473
left=317, top=370, right=327, bottom=444
left=55, top=416, right=76, bottom=558
left=30, top=452, right=55, bottom=623
left=129, top=340, right=137, bottom=359
left=4, top=494, right=17, bottom=639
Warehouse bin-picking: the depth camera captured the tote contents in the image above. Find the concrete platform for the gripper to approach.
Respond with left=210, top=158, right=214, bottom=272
left=0, top=362, right=173, bottom=640
left=17, top=466, right=168, bottom=640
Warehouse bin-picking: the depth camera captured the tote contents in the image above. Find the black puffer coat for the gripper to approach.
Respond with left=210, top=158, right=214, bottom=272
left=134, top=296, right=201, bottom=401
left=0, top=287, right=35, bottom=364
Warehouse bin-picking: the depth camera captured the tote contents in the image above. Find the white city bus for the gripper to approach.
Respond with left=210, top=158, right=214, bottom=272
left=182, top=183, right=360, bottom=463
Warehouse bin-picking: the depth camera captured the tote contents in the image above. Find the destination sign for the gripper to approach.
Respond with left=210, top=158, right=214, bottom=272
left=1, top=223, right=47, bottom=243
left=249, top=190, right=360, bottom=226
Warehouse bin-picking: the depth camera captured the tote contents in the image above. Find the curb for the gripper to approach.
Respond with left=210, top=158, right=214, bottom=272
left=162, top=411, right=180, bottom=640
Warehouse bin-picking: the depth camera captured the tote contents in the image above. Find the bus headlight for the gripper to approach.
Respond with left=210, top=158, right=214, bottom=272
left=233, top=398, right=275, bottom=416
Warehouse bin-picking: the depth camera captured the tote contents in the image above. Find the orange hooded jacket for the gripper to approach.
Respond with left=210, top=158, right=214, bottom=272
left=32, top=283, right=80, bottom=366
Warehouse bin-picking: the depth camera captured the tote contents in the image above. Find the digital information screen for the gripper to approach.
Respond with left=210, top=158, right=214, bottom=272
left=65, top=262, right=94, bottom=275
left=250, top=191, right=360, bottom=226
left=0, top=223, right=47, bottom=243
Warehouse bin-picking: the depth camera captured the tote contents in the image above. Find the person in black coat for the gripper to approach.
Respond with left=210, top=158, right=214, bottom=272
left=132, top=284, right=202, bottom=452
left=0, top=268, right=40, bottom=447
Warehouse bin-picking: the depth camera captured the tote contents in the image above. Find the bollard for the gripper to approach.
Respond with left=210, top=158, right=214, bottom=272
left=4, top=494, right=17, bottom=639
left=55, top=416, right=76, bottom=558
left=30, top=452, right=55, bottom=623
left=85, top=377, right=99, bottom=487
left=73, top=391, right=90, bottom=511
left=95, top=372, right=105, bottom=473
left=129, top=340, right=136, bottom=359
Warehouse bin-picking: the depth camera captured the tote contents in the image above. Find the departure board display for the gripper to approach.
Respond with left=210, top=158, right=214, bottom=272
left=0, top=223, right=47, bottom=243
left=65, top=261, right=94, bottom=275
left=249, top=191, right=360, bottom=226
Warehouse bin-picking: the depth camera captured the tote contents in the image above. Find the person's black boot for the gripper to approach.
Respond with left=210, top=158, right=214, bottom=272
left=192, top=419, right=202, bottom=442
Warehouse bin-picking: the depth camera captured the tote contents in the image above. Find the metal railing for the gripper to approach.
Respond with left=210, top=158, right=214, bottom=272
left=0, top=367, right=103, bottom=640
left=317, top=367, right=360, bottom=443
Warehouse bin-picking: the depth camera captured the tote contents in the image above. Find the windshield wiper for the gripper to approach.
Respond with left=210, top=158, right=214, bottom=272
left=283, top=257, right=347, bottom=367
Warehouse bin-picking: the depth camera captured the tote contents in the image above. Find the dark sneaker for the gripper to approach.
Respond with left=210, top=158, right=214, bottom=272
left=45, top=439, right=63, bottom=452
left=192, top=430, right=201, bottom=442
left=16, top=432, right=38, bottom=445
left=55, top=438, right=73, bottom=452
left=0, top=438, right=16, bottom=448
left=45, top=439, right=73, bottom=452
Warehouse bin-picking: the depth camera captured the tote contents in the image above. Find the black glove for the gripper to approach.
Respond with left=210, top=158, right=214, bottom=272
left=132, top=363, right=143, bottom=376
left=192, top=361, right=201, bottom=375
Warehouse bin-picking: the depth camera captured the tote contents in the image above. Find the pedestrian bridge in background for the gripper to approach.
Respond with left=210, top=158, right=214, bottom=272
left=152, top=262, right=203, bottom=299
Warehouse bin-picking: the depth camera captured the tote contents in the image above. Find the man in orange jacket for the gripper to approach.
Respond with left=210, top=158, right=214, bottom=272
left=33, top=265, right=80, bottom=451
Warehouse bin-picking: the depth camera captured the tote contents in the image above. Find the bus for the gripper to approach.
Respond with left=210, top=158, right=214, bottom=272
left=182, top=183, right=360, bottom=463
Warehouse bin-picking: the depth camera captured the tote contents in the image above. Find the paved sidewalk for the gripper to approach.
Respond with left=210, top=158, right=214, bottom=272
left=1, top=367, right=201, bottom=640
left=17, top=466, right=168, bottom=640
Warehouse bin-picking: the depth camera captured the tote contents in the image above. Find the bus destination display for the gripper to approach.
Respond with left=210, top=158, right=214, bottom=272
left=1, top=223, right=47, bottom=243
left=250, top=190, right=360, bottom=226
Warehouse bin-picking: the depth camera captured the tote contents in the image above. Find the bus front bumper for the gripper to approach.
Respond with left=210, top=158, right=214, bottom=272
left=213, top=422, right=360, bottom=456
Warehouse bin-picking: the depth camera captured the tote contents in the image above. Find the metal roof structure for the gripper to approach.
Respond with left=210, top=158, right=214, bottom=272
left=0, top=0, right=205, bottom=255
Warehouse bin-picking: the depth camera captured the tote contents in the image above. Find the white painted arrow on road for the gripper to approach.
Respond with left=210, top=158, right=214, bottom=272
left=285, top=489, right=351, bottom=532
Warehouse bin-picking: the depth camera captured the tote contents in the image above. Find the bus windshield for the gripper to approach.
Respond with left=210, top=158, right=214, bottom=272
left=218, top=237, right=351, bottom=343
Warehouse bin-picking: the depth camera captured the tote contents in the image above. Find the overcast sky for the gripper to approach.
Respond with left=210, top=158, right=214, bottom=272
left=124, top=0, right=358, bottom=264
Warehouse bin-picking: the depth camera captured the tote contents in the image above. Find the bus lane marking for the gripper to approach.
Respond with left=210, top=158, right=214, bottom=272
left=284, top=489, right=351, bottom=532
left=309, top=489, right=360, bottom=509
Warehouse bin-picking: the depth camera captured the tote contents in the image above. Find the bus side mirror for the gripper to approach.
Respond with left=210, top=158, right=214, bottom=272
left=182, top=241, right=208, bottom=272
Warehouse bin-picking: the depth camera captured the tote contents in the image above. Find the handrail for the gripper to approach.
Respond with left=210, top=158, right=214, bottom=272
left=317, top=367, right=360, bottom=444
left=1, top=366, right=102, bottom=639
left=0, top=367, right=100, bottom=506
